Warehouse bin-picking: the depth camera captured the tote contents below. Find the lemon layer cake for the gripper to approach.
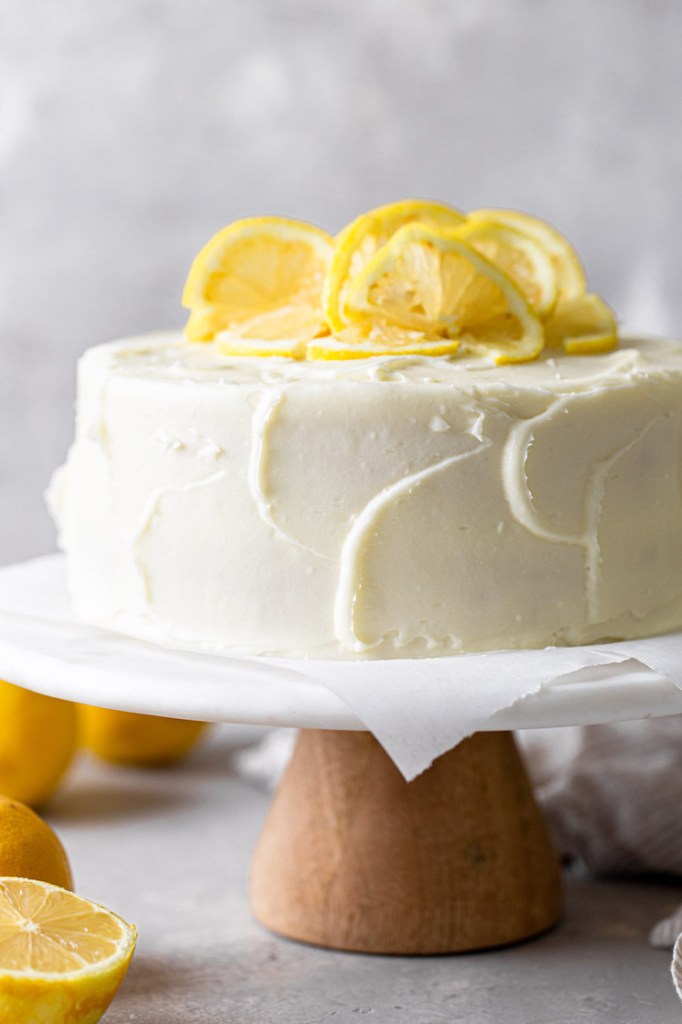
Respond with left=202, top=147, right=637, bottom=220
left=50, top=332, right=682, bottom=658
left=49, top=201, right=682, bottom=658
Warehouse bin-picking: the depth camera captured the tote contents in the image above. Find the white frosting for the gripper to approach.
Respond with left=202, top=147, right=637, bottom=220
left=49, top=332, right=682, bottom=659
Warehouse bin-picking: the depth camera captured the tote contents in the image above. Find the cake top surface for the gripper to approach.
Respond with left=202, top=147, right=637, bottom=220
left=91, top=332, right=682, bottom=393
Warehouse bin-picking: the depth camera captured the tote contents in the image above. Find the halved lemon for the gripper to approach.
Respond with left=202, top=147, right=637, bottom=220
left=182, top=216, right=335, bottom=346
left=544, top=293, right=618, bottom=354
left=453, top=220, right=558, bottom=316
left=344, top=223, right=544, bottom=364
left=307, top=321, right=459, bottom=360
left=323, top=199, right=465, bottom=332
left=467, top=208, right=587, bottom=300
left=0, top=877, right=136, bottom=1024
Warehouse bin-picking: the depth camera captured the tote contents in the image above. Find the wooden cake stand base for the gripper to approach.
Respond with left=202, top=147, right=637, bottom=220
left=250, top=729, right=562, bottom=955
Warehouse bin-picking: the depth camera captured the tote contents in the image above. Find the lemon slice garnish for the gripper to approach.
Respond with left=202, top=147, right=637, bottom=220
left=544, top=293, right=618, bottom=354
left=323, top=199, right=465, bottom=332
left=182, top=216, right=334, bottom=348
left=467, top=208, right=587, bottom=301
left=453, top=220, right=558, bottom=317
left=181, top=204, right=617, bottom=364
left=307, top=321, right=459, bottom=360
left=343, top=223, right=543, bottom=364
left=215, top=305, right=329, bottom=358
left=0, top=877, right=136, bottom=1024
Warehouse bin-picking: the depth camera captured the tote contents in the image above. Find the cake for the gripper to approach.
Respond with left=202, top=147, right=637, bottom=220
left=49, top=201, right=682, bottom=659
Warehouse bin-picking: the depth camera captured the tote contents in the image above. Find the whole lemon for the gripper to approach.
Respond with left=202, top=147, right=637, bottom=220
left=0, top=680, right=77, bottom=807
left=78, top=707, right=209, bottom=766
left=0, top=795, right=73, bottom=889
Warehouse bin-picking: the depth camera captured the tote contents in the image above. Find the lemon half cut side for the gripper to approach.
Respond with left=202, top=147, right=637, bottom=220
left=0, top=877, right=136, bottom=1024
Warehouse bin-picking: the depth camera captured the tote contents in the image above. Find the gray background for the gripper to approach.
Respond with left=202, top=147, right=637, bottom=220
left=2, top=0, right=681, bottom=564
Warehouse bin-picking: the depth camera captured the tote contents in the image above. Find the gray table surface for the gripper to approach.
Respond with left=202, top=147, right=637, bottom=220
left=45, top=725, right=682, bottom=1024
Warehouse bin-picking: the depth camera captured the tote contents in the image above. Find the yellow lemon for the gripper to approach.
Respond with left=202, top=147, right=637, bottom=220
left=0, top=796, right=73, bottom=890
left=79, top=707, right=209, bottom=767
left=344, top=223, right=544, bottom=364
left=214, top=305, right=330, bottom=358
left=0, top=680, right=77, bottom=808
left=453, top=220, right=558, bottom=316
left=323, top=198, right=466, bottom=332
left=544, top=293, right=618, bottom=354
left=467, top=208, right=587, bottom=301
left=307, top=321, right=460, bottom=360
left=182, top=216, right=335, bottom=354
left=0, top=877, right=136, bottom=1024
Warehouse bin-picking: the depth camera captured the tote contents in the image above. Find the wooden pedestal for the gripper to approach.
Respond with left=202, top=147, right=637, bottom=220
left=250, top=729, right=562, bottom=954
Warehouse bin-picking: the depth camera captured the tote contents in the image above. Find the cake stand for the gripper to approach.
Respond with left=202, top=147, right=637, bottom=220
left=3, top=556, right=682, bottom=955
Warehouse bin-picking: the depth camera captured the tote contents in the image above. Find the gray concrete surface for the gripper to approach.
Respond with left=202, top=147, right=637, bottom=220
left=45, top=725, right=682, bottom=1023
left=2, top=1, right=682, bottom=563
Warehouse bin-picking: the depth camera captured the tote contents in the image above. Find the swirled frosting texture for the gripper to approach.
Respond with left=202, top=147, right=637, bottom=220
left=49, top=333, right=682, bottom=658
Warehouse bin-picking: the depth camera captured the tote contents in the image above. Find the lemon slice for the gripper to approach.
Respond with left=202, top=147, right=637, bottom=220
left=215, top=304, right=329, bottom=359
left=182, top=216, right=334, bottom=347
left=544, top=293, right=618, bottom=354
left=0, top=877, right=136, bottom=1024
left=467, top=208, right=587, bottom=300
left=453, top=220, right=558, bottom=316
left=307, top=321, right=459, bottom=360
left=344, top=223, right=544, bottom=364
left=323, top=199, right=465, bottom=331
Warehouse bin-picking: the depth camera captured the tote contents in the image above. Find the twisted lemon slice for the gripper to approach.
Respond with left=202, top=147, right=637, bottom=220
left=453, top=220, right=558, bottom=316
left=544, top=293, right=618, bottom=354
left=344, top=223, right=543, bottom=364
left=183, top=216, right=334, bottom=356
left=323, top=199, right=465, bottom=332
left=307, top=321, right=460, bottom=360
left=0, top=877, right=136, bottom=1024
left=467, top=208, right=587, bottom=301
